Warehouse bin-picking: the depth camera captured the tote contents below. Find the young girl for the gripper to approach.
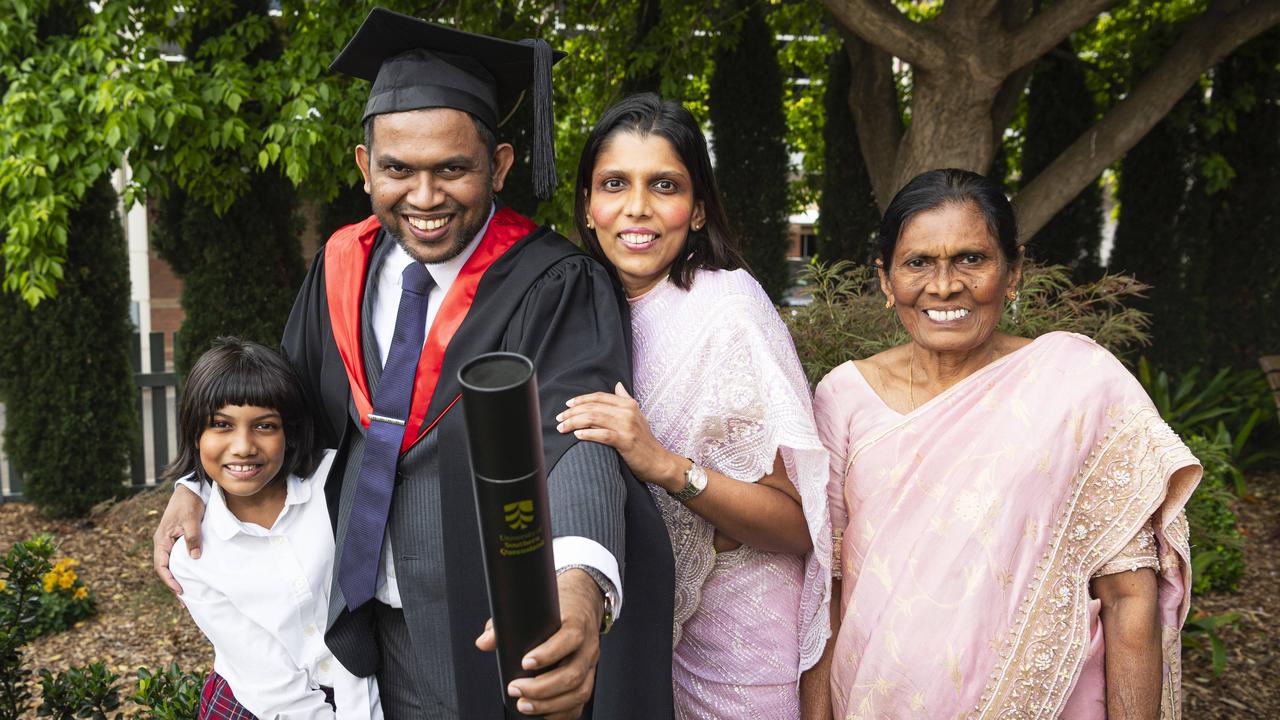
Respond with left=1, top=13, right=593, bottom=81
left=165, top=338, right=380, bottom=720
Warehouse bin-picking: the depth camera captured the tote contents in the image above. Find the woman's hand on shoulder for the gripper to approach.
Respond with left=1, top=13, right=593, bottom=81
left=557, top=383, right=684, bottom=490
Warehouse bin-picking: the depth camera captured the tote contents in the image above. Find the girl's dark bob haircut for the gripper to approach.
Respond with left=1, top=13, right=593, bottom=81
left=878, top=168, right=1019, bottom=271
left=163, top=337, right=320, bottom=484
left=574, top=92, right=747, bottom=290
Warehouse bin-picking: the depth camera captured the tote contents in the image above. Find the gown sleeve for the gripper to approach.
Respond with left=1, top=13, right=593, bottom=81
left=501, top=254, right=631, bottom=586
left=281, top=247, right=345, bottom=449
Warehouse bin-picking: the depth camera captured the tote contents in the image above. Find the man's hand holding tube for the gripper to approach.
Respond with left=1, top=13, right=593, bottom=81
left=475, top=568, right=604, bottom=720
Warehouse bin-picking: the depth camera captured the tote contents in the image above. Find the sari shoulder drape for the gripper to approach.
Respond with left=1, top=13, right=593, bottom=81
left=630, top=269, right=832, bottom=668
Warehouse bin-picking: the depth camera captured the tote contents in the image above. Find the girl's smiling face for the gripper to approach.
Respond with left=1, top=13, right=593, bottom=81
left=198, top=404, right=287, bottom=499
left=586, top=131, right=705, bottom=297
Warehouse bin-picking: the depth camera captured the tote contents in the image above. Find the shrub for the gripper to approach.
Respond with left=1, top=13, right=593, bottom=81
left=1182, top=434, right=1246, bottom=594
left=36, top=557, right=97, bottom=636
left=784, top=260, right=1152, bottom=384
left=0, top=536, right=55, bottom=718
left=0, top=537, right=97, bottom=641
left=38, top=662, right=123, bottom=720
left=1138, top=359, right=1279, bottom=494
left=132, top=664, right=202, bottom=720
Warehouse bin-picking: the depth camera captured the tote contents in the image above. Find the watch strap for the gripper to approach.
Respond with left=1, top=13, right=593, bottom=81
left=557, top=563, right=616, bottom=634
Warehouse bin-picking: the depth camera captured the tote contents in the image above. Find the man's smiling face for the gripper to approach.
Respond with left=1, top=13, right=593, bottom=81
left=356, top=107, right=514, bottom=263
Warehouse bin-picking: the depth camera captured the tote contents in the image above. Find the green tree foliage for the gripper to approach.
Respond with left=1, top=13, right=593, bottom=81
left=0, top=177, right=135, bottom=516
left=709, top=0, right=791, bottom=300
left=2, top=0, right=743, bottom=302
left=816, top=42, right=878, bottom=263
left=151, top=0, right=304, bottom=378
left=766, top=3, right=838, bottom=214
left=0, top=0, right=207, bottom=304
left=1020, top=39, right=1102, bottom=277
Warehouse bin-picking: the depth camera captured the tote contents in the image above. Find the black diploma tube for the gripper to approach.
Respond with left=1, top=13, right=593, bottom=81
left=459, top=352, right=561, bottom=716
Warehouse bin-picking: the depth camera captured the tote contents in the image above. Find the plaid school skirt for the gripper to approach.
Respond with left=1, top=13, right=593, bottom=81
left=199, top=672, right=335, bottom=719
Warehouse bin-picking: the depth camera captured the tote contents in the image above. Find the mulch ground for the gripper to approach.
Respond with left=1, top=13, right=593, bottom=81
left=1, top=487, right=210, bottom=716
left=2, top=474, right=1278, bottom=717
left=1182, top=470, right=1280, bottom=718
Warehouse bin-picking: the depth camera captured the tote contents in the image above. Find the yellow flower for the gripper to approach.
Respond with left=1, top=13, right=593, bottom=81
left=58, top=573, right=75, bottom=590
left=73, top=587, right=88, bottom=601
left=0, top=579, right=7, bottom=592
left=43, top=577, right=56, bottom=593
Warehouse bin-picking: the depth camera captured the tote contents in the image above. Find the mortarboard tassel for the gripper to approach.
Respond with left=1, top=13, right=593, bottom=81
left=520, top=38, right=557, bottom=199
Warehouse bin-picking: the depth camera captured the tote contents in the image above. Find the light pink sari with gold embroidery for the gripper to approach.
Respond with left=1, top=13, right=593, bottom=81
left=813, top=332, right=1200, bottom=719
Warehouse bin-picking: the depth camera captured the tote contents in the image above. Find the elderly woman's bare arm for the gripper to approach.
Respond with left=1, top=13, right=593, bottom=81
left=799, top=577, right=840, bottom=720
left=1091, top=567, right=1161, bottom=720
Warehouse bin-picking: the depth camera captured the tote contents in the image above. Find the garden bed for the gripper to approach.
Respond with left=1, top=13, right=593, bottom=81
left=2, top=473, right=1277, bottom=716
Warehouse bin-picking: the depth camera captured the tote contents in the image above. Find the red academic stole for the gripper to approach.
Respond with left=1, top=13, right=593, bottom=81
left=324, top=208, right=537, bottom=453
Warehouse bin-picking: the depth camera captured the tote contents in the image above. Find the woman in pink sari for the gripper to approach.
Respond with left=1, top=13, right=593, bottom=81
left=809, top=169, right=1200, bottom=719
left=556, top=94, right=831, bottom=718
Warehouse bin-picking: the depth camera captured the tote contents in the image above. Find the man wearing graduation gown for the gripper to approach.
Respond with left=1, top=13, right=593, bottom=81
left=153, top=8, right=674, bottom=719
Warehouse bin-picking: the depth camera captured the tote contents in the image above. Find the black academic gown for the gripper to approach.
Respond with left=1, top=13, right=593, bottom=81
left=281, top=211, right=674, bottom=719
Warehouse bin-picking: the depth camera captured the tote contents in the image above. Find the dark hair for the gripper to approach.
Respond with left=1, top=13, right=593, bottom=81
left=363, top=111, right=498, bottom=157
left=878, top=168, right=1019, bottom=271
left=163, top=337, right=319, bottom=485
left=574, top=93, right=745, bottom=290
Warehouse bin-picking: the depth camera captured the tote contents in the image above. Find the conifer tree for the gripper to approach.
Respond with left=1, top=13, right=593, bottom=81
left=154, top=170, right=304, bottom=376
left=1021, top=40, right=1103, bottom=277
left=0, top=178, right=136, bottom=515
left=817, top=43, right=879, bottom=263
left=1109, top=93, right=1201, bottom=368
left=1188, top=29, right=1280, bottom=368
left=708, top=0, right=792, bottom=300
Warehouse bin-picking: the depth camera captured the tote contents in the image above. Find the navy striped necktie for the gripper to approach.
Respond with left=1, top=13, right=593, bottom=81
left=339, top=262, right=434, bottom=610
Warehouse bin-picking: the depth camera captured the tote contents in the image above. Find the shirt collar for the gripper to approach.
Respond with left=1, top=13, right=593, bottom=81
left=206, top=473, right=311, bottom=540
left=386, top=204, right=495, bottom=294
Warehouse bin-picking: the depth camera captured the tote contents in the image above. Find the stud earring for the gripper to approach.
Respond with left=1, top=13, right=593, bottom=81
left=885, top=297, right=895, bottom=309
left=585, top=217, right=595, bottom=230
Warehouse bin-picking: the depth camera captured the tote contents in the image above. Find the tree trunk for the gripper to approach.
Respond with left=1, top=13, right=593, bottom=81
left=825, top=0, right=1280, bottom=239
left=891, top=67, right=1002, bottom=205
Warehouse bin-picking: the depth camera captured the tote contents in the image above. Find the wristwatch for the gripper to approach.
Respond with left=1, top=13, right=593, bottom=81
left=670, top=459, right=708, bottom=502
left=557, top=564, right=617, bottom=634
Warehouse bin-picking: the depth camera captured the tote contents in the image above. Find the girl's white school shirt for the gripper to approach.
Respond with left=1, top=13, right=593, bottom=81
left=171, top=450, right=381, bottom=720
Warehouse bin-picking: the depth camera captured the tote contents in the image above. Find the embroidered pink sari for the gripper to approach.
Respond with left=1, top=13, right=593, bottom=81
left=630, top=269, right=831, bottom=719
left=813, top=332, right=1200, bottom=719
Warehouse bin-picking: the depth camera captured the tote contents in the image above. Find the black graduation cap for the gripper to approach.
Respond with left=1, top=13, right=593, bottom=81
left=331, top=7, right=566, bottom=198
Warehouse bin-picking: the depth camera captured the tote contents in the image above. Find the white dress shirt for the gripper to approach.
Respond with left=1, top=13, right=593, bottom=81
left=368, top=206, right=623, bottom=612
left=172, top=451, right=380, bottom=720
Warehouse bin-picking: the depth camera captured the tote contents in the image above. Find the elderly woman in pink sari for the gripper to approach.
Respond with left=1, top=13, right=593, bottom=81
left=556, top=94, right=831, bottom=718
left=808, top=169, right=1201, bottom=719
